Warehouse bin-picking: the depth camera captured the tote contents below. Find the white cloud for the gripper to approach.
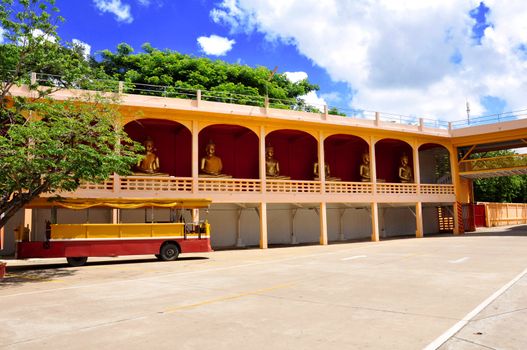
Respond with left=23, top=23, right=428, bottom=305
left=72, top=39, right=92, bottom=59
left=31, top=29, right=57, bottom=43
left=300, top=90, right=326, bottom=110
left=210, top=0, right=527, bottom=121
left=0, top=27, right=5, bottom=44
left=94, top=0, right=133, bottom=23
left=284, top=71, right=308, bottom=83
left=197, top=35, right=235, bottom=56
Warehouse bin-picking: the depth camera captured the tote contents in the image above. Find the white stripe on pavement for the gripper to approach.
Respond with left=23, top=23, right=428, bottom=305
left=341, top=255, right=367, bottom=261
left=449, top=257, right=469, bottom=264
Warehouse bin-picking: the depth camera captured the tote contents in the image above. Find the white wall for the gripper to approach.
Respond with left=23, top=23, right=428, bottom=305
left=381, top=206, right=417, bottom=237
left=327, top=207, right=372, bottom=241
left=423, top=206, right=440, bottom=234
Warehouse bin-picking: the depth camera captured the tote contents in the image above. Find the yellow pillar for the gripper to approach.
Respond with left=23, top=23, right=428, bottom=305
left=24, top=208, right=33, bottom=242
left=318, top=131, right=325, bottom=193
left=259, top=126, right=266, bottom=193
left=369, top=137, right=377, bottom=191
left=412, top=143, right=420, bottom=188
left=111, top=209, right=119, bottom=224
left=371, top=202, right=380, bottom=242
left=449, top=145, right=462, bottom=235
left=319, top=202, right=328, bottom=245
left=259, top=202, right=268, bottom=249
left=416, top=202, right=424, bottom=238
left=192, top=121, right=199, bottom=193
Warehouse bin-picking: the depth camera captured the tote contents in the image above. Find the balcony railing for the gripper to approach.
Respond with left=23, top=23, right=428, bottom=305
left=198, top=178, right=261, bottom=192
left=459, top=154, right=527, bottom=173
left=325, top=181, right=373, bottom=194
left=266, top=180, right=321, bottom=193
left=72, top=176, right=454, bottom=198
left=119, top=176, right=193, bottom=192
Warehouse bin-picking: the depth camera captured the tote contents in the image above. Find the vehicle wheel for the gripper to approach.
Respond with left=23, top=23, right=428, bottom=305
left=66, top=257, right=88, bottom=267
left=159, top=243, right=179, bottom=261
left=155, top=254, right=162, bottom=260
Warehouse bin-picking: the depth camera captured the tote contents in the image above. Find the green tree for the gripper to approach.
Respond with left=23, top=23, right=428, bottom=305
left=0, top=0, right=140, bottom=229
left=471, top=150, right=527, bottom=203
left=95, top=43, right=320, bottom=108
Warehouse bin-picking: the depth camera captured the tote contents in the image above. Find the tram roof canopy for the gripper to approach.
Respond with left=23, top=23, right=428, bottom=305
left=27, top=198, right=212, bottom=210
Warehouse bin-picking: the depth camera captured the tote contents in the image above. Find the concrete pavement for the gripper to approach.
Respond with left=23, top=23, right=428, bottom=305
left=1, top=225, right=527, bottom=349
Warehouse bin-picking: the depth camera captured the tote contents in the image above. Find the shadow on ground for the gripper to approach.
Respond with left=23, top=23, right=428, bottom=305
left=1, top=266, right=76, bottom=286
left=1, top=256, right=209, bottom=286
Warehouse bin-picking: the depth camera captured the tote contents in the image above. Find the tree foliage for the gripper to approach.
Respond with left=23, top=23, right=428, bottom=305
left=95, top=42, right=320, bottom=108
left=472, top=150, right=527, bottom=203
left=0, top=0, right=140, bottom=229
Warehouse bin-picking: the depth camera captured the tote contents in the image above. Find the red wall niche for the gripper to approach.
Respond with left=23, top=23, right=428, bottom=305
left=124, top=119, right=192, bottom=177
left=324, top=134, right=369, bottom=181
left=266, top=130, right=317, bottom=180
left=199, top=124, right=259, bottom=179
left=375, top=139, right=413, bottom=183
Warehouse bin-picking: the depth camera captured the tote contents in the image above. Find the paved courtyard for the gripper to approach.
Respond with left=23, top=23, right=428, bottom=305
left=1, top=225, right=527, bottom=349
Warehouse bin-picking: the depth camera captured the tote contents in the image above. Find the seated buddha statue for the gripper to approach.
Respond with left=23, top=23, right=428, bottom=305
left=135, top=137, right=166, bottom=176
left=359, top=152, right=371, bottom=182
left=398, top=154, right=413, bottom=183
left=200, top=140, right=231, bottom=177
left=313, top=161, right=340, bottom=181
left=265, top=145, right=289, bottom=179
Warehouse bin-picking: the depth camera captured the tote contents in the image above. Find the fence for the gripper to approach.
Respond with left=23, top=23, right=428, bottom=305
left=483, top=203, right=527, bottom=227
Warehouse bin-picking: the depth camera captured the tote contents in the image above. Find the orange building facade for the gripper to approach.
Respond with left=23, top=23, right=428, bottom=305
left=2, top=85, right=527, bottom=254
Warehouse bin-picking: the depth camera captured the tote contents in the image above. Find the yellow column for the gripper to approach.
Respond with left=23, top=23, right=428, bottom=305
left=259, top=126, right=266, bottom=193
left=448, top=145, right=463, bottom=234
left=319, top=202, right=328, bottom=245
left=318, top=131, right=325, bottom=193
left=111, top=209, right=119, bottom=224
left=412, top=143, right=420, bottom=189
left=416, top=202, right=424, bottom=238
left=369, top=137, right=377, bottom=191
left=371, top=202, right=380, bottom=242
left=259, top=202, right=268, bottom=249
left=192, top=121, right=199, bottom=193
left=24, top=208, right=33, bottom=242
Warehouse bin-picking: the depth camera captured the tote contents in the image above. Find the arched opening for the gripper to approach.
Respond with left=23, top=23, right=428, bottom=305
left=419, top=143, right=452, bottom=184
left=266, top=130, right=317, bottom=180
left=124, top=119, right=191, bottom=176
left=199, top=124, right=259, bottom=179
left=324, top=134, right=369, bottom=181
left=375, top=139, right=414, bottom=183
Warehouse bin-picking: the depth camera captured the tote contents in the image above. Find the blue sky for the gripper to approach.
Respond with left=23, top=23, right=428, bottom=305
left=52, top=1, right=527, bottom=121
left=55, top=0, right=347, bottom=108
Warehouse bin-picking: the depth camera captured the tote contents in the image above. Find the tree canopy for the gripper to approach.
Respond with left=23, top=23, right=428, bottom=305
left=95, top=42, right=320, bottom=109
left=0, top=0, right=139, bottom=229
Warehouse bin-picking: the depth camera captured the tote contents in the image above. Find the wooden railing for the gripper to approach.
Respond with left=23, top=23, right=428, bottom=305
left=78, top=178, right=114, bottom=191
left=376, top=183, right=418, bottom=194
left=198, top=178, right=261, bottom=192
left=120, top=176, right=193, bottom=192
left=325, top=181, right=373, bottom=194
left=73, top=176, right=454, bottom=197
left=420, top=184, right=455, bottom=195
left=266, top=180, right=321, bottom=193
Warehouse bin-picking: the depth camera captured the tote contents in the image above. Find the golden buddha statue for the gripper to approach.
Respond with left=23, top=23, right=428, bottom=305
left=200, top=140, right=230, bottom=177
left=136, top=137, right=164, bottom=175
left=398, top=154, right=413, bottom=183
left=265, top=145, right=289, bottom=179
left=314, top=162, right=340, bottom=181
left=359, top=152, right=371, bottom=182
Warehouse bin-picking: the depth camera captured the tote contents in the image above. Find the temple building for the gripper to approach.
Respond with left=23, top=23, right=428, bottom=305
left=1, top=84, right=527, bottom=255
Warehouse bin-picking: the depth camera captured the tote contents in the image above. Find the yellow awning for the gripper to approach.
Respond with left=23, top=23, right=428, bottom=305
left=27, top=197, right=212, bottom=209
